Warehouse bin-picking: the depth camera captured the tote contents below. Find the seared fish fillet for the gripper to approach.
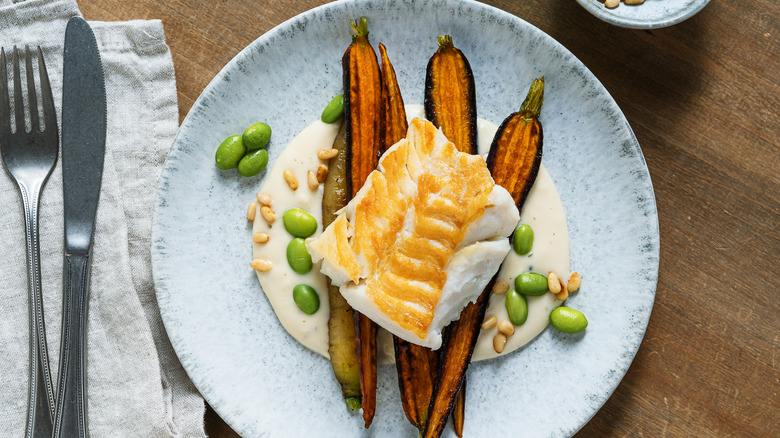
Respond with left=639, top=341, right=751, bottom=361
left=308, top=118, right=518, bottom=349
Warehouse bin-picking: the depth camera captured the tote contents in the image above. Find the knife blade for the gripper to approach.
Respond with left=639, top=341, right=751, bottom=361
left=54, top=16, right=106, bottom=438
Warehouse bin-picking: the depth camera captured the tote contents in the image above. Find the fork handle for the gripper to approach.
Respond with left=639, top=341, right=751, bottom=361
left=19, top=185, right=55, bottom=438
left=53, top=253, right=91, bottom=438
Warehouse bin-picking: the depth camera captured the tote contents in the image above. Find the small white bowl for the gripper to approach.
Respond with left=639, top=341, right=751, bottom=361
left=576, top=0, right=710, bottom=29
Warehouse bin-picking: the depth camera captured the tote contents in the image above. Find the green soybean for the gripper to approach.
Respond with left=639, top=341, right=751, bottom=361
left=513, top=224, right=534, bottom=255
left=282, top=208, right=318, bottom=238
left=321, top=94, right=345, bottom=123
left=215, top=135, right=246, bottom=170
left=242, top=122, right=272, bottom=150
left=505, top=290, right=528, bottom=326
left=237, top=149, right=269, bottom=177
left=286, top=238, right=313, bottom=274
left=514, top=272, right=548, bottom=296
left=293, top=284, right=320, bottom=314
left=550, top=307, right=588, bottom=333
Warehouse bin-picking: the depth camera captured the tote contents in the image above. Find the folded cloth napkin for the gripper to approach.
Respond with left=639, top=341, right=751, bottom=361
left=0, top=0, right=205, bottom=436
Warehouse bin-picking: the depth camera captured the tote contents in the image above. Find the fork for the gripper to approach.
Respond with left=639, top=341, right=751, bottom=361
left=0, top=46, right=58, bottom=438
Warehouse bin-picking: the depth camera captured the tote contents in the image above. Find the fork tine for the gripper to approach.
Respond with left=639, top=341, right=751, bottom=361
left=37, top=47, right=56, bottom=136
left=25, top=46, right=39, bottom=133
left=0, top=48, right=9, bottom=136
left=12, top=46, right=24, bottom=134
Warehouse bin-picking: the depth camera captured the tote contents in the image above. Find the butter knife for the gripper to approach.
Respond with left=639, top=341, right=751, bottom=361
left=53, top=17, right=106, bottom=438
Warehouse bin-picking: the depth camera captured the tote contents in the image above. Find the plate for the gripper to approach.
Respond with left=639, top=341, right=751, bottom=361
left=575, top=0, right=710, bottom=29
left=152, top=0, right=659, bottom=436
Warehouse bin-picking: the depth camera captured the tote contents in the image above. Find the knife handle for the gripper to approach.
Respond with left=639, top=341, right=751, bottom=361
left=53, top=253, right=91, bottom=438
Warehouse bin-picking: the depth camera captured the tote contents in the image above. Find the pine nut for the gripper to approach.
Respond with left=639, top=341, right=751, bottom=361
left=492, top=280, right=509, bottom=295
left=318, top=148, right=339, bottom=160
left=247, top=202, right=257, bottom=222
left=498, top=320, right=515, bottom=336
left=256, top=192, right=272, bottom=206
left=605, top=0, right=619, bottom=8
left=493, top=333, right=507, bottom=354
left=567, top=272, right=581, bottom=292
left=316, top=164, right=328, bottom=183
left=556, top=278, right=569, bottom=301
left=624, top=0, right=644, bottom=4
left=481, top=315, right=497, bottom=330
left=260, top=205, right=276, bottom=223
left=548, top=272, right=561, bottom=294
left=307, top=170, right=319, bottom=190
left=252, top=232, right=270, bottom=244
left=283, top=169, right=298, bottom=190
left=250, top=258, right=272, bottom=272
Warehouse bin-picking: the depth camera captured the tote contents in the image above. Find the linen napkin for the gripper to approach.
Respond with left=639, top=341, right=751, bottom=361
left=0, top=0, right=206, bottom=436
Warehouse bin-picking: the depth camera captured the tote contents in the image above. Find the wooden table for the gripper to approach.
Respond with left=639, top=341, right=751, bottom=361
left=79, top=0, right=779, bottom=436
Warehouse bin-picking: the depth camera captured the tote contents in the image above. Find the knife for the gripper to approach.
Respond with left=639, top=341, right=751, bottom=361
left=53, top=17, right=106, bottom=438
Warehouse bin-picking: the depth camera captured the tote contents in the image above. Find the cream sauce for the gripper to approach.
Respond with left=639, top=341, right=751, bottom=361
left=252, top=105, right=568, bottom=363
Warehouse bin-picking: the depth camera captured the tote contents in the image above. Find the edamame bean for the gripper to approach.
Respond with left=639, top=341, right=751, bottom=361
left=293, top=284, right=320, bottom=314
left=321, top=94, right=344, bottom=123
left=282, top=208, right=318, bottom=238
left=514, top=272, right=548, bottom=296
left=505, top=290, right=528, bottom=326
left=550, top=307, right=588, bottom=333
left=513, top=224, right=534, bottom=255
left=242, top=122, right=272, bottom=150
left=286, top=238, right=312, bottom=274
left=237, top=149, right=269, bottom=177
left=215, top=135, right=246, bottom=170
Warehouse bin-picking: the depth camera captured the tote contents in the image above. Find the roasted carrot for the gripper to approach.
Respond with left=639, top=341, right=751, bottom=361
left=342, top=16, right=382, bottom=428
left=423, top=286, right=493, bottom=438
left=486, top=77, right=544, bottom=208
left=322, top=121, right=362, bottom=410
left=379, top=41, right=443, bottom=434
left=379, top=43, right=408, bottom=152
left=424, top=35, right=477, bottom=154
left=421, top=34, right=479, bottom=438
left=453, top=378, right=465, bottom=437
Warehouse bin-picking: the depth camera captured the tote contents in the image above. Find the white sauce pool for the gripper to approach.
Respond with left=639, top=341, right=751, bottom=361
left=252, top=105, right=568, bottom=363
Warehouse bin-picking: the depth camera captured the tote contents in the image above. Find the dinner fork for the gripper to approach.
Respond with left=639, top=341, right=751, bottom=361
left=0, top=46, right=58, bottom=438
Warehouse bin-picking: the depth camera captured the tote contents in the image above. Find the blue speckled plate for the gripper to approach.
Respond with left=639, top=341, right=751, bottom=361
left=576, top=0, right=710, bottom=29
left=152, top=0, right=659, bottom=436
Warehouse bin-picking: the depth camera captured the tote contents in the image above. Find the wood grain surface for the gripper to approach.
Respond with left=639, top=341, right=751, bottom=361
left=77, top=0, right=779, bottom=436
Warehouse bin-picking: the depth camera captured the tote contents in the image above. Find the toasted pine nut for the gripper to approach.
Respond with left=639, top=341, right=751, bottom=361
left=316, top=164, right=328, bottom=183
left=283, top=169, right=298, bottom=190
left=250, top=258, right=272, bottom=272
left=492, top=280, right=509, bottom=295
left=252, top=232, right=270, bottom=244
left=548, top=272, right=561, bottom=294
left=493, top=333, right=507, bottom=354
left=481, top=315, right=497, bottom=330
left=318, top=148, right=339, bottom=160
left=605, top=0, right=619, bottom=8
left=247, top=202, right=257, bottom=222
left=556, top=278, right=569, bottom=301
left=498, top=320, right=515, bottom=336
left=567, top=272, right=581, bottom=292
left=256, top=192, right=272, bottom=206
left=260, top=205, right=276, bottom=223
left=624, top=0, right=644, bottom=4
left=307, top=170, right=319, bottom=190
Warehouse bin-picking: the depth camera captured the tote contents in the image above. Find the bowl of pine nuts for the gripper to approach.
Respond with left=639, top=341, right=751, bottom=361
left=576, top=0, right=710, bottom=29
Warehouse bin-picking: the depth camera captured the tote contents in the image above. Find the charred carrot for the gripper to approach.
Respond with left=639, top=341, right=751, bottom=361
left=486, top=77, right=544, bottom=208
left=342, top=16, right=382, bottom=428
left=453, top=378, right=465, bottom=437
left=424, top=35, right=477, bottom=154
left=322, top=121, right=362, bottom=410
